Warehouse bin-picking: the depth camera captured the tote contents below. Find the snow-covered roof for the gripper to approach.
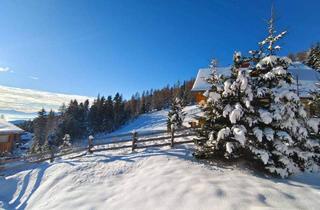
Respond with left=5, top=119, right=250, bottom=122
left=0, top=119, right=24, bottom=135
left=191, top=67, right=230, bottom=91
left=191, top=62, right=320, bottom=97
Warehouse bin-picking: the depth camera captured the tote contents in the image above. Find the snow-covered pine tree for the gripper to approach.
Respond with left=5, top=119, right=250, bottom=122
left=60, top=134, right=72, bottom=149
left=167, top=97, right=185, bottom=131
left=309, top=76, right=320, bottom=140
left=248, top=10, right=320, bottom=177
left=306, top=44, right=320, bottom=119
left=195, top=9, right=320, bottom=177
left=195, top=55, right=254, bottom=159
left=307, top=43, right=320, bottom=71
left=195, top=59, right=225, bottom=152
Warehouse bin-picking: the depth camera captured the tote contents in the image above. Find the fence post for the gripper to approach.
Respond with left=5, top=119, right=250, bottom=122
left=88, top=135, right=94, bottom=154
left=170, top=126, right=175, bottom=148
left=132, top=131, right=137, bottom=151
left=47, top=137, right=55, bottom=163
left=49, top=148, right=54, bottom=163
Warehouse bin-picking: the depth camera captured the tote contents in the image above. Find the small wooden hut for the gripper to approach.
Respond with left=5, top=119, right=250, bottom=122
left=0, top=119, right=24, bottom=153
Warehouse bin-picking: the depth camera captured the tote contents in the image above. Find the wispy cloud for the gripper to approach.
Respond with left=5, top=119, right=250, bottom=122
left=0, top=85, right=94, bottom=114
left=29, top=76, right=39, bottom=80
left=0, top=67, right=11, bottom=73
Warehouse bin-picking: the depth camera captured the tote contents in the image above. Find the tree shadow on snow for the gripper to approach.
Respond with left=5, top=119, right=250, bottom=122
left=90, top=145, right=230, bottom=173
left=238, top=161, right=320, bottom=192
left=92, top=146, right=195, bottom=165
left=94, top=145, right=320, bottom=192
left=0, top=176, right=18, bottom=210
left=276, top=172, right=320, bottom=190
left=1, top=162, right=51, bottom=210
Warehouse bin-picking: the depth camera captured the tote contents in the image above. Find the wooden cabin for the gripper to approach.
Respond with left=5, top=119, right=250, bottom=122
left=191, top=67, right=230, bottom=105
left=0, top=119, right=24, bottom=153
left=191, top=62, right=320, bottom=125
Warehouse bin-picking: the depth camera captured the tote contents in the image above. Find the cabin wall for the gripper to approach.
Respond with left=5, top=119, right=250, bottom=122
left=0, top=134, right=19, bottom=153
left=194, top=92, right=206, bottom=104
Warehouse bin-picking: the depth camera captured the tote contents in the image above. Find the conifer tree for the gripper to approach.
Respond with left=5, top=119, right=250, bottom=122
left=103, top=96, right=115, bottom=131
left=60, top=134, right=72, bottom=149
left=31, top=108, right=47, bottom=153
left=167, top=97, right=185, bottom=131
left=195, top=10, right=320, bottom=177
left=307, top=43, right=320, bottom=71
left=195, top=55, right=253, bottom=158
left=250, top=14, right=320, bottom=177
left=43, top=110, right=58, bottom=148
left=113, top=93, right=126, bottom=127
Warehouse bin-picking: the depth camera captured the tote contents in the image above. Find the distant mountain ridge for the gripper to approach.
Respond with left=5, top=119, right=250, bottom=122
left=0, top=85, right=93, bottom=121
left=0, top=109, right=37, bottom=122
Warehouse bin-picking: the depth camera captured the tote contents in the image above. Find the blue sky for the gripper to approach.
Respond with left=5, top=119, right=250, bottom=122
left=0, top=0, right=319, bottom=99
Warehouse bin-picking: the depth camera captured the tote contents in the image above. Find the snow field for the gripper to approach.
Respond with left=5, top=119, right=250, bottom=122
left=1, top=105, right=319, bottom=210
left=1, top=146, right=320, bottom=210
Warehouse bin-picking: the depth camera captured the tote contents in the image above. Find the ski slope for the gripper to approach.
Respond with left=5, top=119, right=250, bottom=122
left=106, top=109, right=168, bottom=135
left=1, top=106, right=320, bottom=210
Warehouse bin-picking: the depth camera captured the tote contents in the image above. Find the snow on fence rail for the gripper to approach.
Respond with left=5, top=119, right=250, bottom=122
left=0, top=127, right=197, bottom=170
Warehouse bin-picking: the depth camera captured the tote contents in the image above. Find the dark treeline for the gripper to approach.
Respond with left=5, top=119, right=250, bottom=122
left=288, top=42, right=320, bottom=70
left=28, top=79, right=195, bottom=153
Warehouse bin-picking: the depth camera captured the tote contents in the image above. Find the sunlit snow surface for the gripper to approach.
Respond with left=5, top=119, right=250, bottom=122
left=1, top=106, right=320, bottom=210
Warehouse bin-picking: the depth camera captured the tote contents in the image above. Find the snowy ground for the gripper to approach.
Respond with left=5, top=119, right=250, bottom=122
left=1, top=105, right=320, bottom=210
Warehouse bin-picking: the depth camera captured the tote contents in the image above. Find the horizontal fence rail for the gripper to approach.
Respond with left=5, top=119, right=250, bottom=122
left=1, top=127, right=198, bottom=171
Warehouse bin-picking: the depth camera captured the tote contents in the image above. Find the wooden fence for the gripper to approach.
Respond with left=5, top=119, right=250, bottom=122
left=0, top=127, right=197, bottom=170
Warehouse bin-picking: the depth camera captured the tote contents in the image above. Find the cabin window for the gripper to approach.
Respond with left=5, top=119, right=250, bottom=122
left=0, top=134, right=9, bottom=143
